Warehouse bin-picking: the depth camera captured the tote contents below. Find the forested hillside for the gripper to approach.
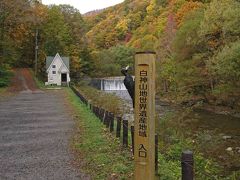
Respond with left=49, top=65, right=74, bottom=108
left=84, top=0, right=240, bottom=108
left=1, top=0, right=240, bottom=108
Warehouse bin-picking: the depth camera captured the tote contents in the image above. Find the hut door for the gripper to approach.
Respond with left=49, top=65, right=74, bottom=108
left=61, top=73, right=67, bottom=82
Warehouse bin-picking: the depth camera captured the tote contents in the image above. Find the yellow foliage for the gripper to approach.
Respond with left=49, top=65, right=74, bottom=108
left=146, top=0, right=156, bottom=14
left=176, top=1, right=203, bottom=27
left=115, top=19, right=129, bottom=33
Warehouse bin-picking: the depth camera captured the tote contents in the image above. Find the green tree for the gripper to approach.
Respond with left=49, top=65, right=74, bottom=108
left=92, top=45, right=135, bottom=77
left=174, top=8, right=205, bottom=61
left=59, top=4, right=86, bottom=45
left=200, top=0, right=240, bottom=51
left=79, top=47, right=95, bottom=76
left=209, top=41, right=240, bottom=84
left=42, top=5, right=71, bottom=56
left=110, top=45, right=135, bottom=68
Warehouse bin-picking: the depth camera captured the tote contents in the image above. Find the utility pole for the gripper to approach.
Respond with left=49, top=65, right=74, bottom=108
left=35, top=28, right=38, bottom=75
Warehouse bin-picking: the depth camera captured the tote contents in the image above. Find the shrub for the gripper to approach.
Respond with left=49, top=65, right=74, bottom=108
left=0, top=68, right=12, bottom=87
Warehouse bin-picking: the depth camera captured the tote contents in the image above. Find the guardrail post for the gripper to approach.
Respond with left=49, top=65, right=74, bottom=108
left=100, top=108, right=104, bottom=122
left=96, top=107, right=100, bottom=119
left=110, top=112, right=114, bottom=133
left=131, top=126, right=134, bottom=155
left=105, top=111, right=109, bottom=128
left=181, top=150, right=194, bottom=180
left=103, top=110, right=107, bottom=125
left=122, top=119, right=128, bottom=147
left=116, top=116, right=121, bottom=138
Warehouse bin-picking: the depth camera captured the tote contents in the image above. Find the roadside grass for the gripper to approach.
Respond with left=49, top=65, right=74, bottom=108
left=74, top=84, right=134, bottom=153
left=65, top=88, right=133, bottom=180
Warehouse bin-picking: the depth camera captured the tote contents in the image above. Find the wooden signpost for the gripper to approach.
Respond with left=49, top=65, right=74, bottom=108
left=134, top=52, right=156, bottom=180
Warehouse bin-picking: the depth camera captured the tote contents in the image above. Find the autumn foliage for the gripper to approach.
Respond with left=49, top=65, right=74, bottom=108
left=1, top=0, right=240, bottom=110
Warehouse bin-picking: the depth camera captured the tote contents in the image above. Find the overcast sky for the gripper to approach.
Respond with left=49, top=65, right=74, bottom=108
left=42, top=0, right=124, bottom=14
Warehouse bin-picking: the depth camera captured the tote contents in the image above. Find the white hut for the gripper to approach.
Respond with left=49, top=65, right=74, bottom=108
left=45, top=53, right=70, bottom=86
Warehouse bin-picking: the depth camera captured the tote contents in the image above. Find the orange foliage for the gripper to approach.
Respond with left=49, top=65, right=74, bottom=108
left=9, top=24, right=29, bottom=44
left=176, top=1, right=203, bottom=27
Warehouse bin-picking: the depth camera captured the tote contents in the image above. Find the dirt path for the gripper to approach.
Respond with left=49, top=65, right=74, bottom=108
left=0, top=69, right=90, bottom=179
left=8, top=68, right=38, bottom=93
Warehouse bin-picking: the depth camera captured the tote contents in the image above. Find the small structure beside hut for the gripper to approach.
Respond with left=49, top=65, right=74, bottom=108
left=45, top=53, right=70, bottom=86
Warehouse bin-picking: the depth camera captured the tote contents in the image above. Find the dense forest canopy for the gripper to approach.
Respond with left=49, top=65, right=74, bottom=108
left=0, top=0, right=240, bottom=107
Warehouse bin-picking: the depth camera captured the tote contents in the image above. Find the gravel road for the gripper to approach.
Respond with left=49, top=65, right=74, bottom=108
left=0, top=88, right=90, bottom=179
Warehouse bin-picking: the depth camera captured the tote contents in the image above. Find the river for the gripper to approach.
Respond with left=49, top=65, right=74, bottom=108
left=90, top=77, right=240, bottom=175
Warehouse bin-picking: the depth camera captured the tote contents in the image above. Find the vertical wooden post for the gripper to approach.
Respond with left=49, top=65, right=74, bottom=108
left=94, top=106, right=97, bottom=115
left=103, top=111, right=108, bottom=125
left=96, top=107, right=99, bottom=118
left=131, top=126, right=135, bottom=155
left=134, top=52, right=156, bottom=180
left=107, top=112, right=111, bottom=128
left=97, top=107, right=100, bottom=119
left=122, top=119, right=128, bottom=147
left=181, top=150, right=194, bottom=180
left=105, top=111, right=109, bottom=128
left=110, top=112, right=114, bottom=132
left=100, top=108, right=104, bottom=122
left=116, top=116, right=121, bottom=138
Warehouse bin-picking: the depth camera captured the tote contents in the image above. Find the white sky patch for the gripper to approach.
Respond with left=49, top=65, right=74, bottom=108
left=42, top=0, right=124, bottom=14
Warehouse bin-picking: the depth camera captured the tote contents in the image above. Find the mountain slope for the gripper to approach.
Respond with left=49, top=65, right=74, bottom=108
left=84, top=0, right=240, bottom=109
